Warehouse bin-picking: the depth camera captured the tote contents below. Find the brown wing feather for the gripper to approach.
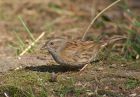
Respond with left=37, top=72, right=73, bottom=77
left=60, top=40, right=101, bottom=63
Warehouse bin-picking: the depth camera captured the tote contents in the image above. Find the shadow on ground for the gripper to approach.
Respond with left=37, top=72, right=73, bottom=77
left=25, top=65, right=82, bottom=73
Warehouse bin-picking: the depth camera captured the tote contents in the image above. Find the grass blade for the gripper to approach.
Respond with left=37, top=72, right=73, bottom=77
left=18, top=16, right=35, bottom=41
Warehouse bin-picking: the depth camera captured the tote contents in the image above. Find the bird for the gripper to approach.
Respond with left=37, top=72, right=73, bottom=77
left=41, top=35, right=127, bottom=71
left=41, top=38, right=105, bottom=69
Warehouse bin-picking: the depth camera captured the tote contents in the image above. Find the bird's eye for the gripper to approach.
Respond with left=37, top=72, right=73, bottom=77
left=50, top=42, right=54, bottom=45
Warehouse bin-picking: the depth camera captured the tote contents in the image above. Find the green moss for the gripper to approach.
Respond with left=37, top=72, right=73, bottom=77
left=124, top=79, right=140, bottom=89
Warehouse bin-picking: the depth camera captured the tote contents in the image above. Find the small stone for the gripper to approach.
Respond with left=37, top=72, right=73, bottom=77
left=109, top=64, right=117, bottom=68
left=14, top=66, right=23, bottom=70
left=129, top=93, right=137, bottom=97
left=121, top=64, right=126, bottom=67
left=136, top=55, right=139, bottom=59
left=96, top=67, right=104, bottom=71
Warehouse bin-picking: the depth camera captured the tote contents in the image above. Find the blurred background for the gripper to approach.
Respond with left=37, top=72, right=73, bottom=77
left=0, top=0, right=140, bottom=57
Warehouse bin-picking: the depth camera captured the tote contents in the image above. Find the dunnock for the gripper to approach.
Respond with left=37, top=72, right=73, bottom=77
left=41, top=38, right=104, bottom=68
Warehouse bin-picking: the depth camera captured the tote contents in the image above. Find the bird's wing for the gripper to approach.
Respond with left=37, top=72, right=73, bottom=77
left=76, top=41, right=100, bottom=63
left=60, top=41, right=80, bottom=63
left=60, top=40, right=101, bottom=63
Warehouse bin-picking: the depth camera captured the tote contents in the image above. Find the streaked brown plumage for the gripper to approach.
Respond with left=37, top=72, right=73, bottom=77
left=42, top=38, right=103, bottom=68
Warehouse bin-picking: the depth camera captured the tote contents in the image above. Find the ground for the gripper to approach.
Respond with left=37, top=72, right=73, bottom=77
left=0, top=0, right=140, bottom=97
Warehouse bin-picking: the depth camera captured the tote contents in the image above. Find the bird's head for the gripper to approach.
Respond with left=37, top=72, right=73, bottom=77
left=41, top=38, right=67, bottom=52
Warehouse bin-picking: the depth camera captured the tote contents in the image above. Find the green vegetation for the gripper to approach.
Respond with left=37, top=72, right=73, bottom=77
left=124, top=79, right=140, bottom=89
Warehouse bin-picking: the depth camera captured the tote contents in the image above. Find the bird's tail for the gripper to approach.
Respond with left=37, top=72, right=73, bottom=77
left=100, top=35, right=127, bottom=49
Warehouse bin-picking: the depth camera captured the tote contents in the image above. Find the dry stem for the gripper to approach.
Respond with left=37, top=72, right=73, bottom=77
left=18, top=32, right=46, bottom=59
left=82, top=0, right=121, bottom=40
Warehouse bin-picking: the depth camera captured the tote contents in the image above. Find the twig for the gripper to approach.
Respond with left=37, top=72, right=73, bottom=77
left=4, top=92, right=9, bottom=97
left=82, top=0, right=121, bottom=40
left=18, top=32, right=46, bottom=59
left=80, top=64, right=89, bottom=72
